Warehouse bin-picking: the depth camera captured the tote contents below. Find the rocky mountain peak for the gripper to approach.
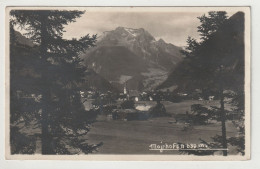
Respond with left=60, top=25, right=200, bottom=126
left=99, top=27, right=155, bottom=43
left=157, top=38, right=165, bottom=44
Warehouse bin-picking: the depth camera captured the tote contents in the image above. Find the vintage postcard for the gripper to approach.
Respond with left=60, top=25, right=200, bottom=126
left=5, top=6, right=250, bottom=160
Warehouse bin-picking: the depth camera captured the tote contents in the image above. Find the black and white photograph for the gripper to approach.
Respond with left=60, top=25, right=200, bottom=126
left=5, top=7, right=250, bottom=160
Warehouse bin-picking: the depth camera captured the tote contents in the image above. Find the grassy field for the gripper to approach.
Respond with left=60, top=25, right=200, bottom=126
left=84, top=100, right=239, bottom=155
left=16, top=99, right=239, bottom=155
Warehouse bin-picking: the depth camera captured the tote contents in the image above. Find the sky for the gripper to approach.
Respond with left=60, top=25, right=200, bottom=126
left=63, top=8, right=238, bottom=47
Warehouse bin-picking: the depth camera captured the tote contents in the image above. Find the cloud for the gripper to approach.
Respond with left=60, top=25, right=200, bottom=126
left=63, top=10, right=236, bottom=46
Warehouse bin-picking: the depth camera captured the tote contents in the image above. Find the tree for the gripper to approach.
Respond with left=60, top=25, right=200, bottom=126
left=228, top=91, right=245, bottom=155
left=10, top=23, right=41, bottom=154
left=121, top=100, right=135, bottom=109
left=175, top=11, right=245, bottom=156
left=10, top=10, right=99, bottom=154
left=197, top=11, right=228, bottom=40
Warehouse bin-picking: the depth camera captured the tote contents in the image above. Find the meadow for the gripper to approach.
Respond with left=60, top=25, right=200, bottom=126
left=85, top=100, right=239, bottom=154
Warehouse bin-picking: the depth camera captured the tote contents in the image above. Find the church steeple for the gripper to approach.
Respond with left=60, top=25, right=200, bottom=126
left=123, top=82, right=127, bottom=94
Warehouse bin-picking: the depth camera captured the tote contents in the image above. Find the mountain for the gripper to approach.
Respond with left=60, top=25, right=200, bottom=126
left=82, top=27, right=184, bottom=91
left=13, top=30, right=116, bottom=93
left=14, top=31, right=35, bottom=47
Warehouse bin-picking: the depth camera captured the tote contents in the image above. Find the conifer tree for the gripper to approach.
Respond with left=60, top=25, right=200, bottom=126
left=177, top=11, right=245, bottom=156
left=10, top=10, right=99, bottom=154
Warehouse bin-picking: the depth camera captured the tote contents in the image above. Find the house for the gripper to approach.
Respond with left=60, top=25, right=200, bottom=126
left=198, top=97, right=203, bottom=101
left=177, top=92, right=188, bottom=96
left=80, top=91, right=85, bottom=98
left=128, top=90, right=140, bottom=101
left=118, top=93, right=127, bottom=101
left=208, top=96, right=215, bottom=101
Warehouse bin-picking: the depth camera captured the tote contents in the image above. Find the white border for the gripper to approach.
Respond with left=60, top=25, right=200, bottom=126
left=0, top=0, right=259, bottom=169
